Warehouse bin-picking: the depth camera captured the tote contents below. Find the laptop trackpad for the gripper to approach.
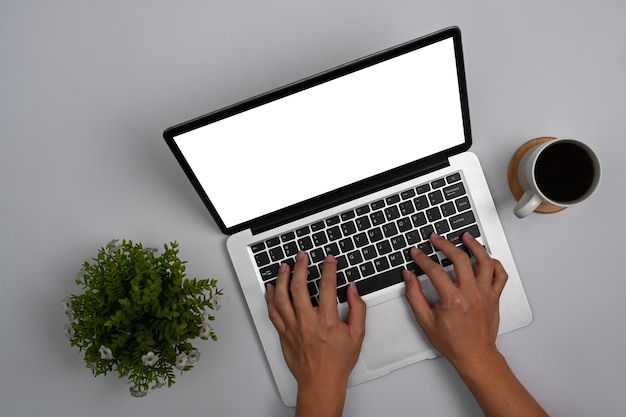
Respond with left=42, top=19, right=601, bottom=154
left=361, top=298, right=436, bottom=371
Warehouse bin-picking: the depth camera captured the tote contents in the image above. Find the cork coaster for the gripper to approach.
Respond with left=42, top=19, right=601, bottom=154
left=507, top=137, right=566, bottom=214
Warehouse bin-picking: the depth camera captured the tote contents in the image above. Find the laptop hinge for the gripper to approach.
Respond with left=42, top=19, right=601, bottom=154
left=250, top=155, right=450, bottom=236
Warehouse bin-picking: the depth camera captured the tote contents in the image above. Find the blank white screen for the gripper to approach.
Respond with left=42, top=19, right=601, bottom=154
left=174, top=37, right=465, bottom=229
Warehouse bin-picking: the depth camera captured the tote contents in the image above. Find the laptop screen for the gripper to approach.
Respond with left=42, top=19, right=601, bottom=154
left=167, top=29, right=468, bottom=233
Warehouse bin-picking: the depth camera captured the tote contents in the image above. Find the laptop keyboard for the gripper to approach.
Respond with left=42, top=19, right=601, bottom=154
left=251, top=171, right=481, bottom=305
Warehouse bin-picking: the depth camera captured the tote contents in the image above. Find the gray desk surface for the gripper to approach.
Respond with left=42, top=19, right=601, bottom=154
left=2, top=1, right=625, bottom=416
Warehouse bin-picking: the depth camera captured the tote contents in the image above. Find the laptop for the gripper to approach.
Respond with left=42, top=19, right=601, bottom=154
left=164, top=26, right=532, bottom=407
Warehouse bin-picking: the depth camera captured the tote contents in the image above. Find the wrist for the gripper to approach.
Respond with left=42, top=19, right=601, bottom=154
left=448, top=345, right=506, bottom=379
left=296, top=378, right=348, bottom=417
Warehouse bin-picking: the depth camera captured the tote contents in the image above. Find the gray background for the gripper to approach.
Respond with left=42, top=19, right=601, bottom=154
left=1, top=1, right=625, bottom=416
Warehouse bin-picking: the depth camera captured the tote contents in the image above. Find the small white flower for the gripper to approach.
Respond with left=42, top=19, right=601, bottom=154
left=141, top=351, right=159, bottom=367
left=187, top=350, right=201, bottom=364
left=199, top=321, right=213, bottom=339
left=99, top=345, right=114, bottom=360
left=143, top=247, right=158, bottom=253
left=175, top=353, right=188, bottom=370
left=86, top=362, right=97, bottom=371
left=129, top=386, right=147, bottom=398
left=75, top=267, right=86, bottom=281
left=63, top=322, right=74, bottom=340
left=106, top=239, right=120, bottom=251
left=213, top=295, right=222, bottom=311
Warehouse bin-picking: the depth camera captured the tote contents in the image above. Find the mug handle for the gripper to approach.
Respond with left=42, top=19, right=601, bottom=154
left=514, top=191, right=543, bottom=218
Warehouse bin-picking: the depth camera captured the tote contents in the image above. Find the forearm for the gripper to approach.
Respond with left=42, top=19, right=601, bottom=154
left=452, top=349, right=548, bottom=417
left=295, top=381, right=347, bottom=417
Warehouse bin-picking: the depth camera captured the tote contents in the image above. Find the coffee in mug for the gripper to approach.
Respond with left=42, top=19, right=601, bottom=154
left=513, top=138, right=601, bottom=218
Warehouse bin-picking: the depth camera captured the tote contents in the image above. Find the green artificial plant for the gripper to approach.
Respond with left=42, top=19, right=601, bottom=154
left=63, top=239, right=222, bottom=397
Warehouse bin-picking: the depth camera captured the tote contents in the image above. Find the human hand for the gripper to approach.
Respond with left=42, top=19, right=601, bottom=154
left=266, top=251, right=366, bottom=416
left=403, top=232, right=508, bottom=369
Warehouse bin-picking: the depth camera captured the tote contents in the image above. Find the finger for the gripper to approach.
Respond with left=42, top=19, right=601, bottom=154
left=272, top=262, right=296, bottom=330
left=290, top=251, right=314, bottom=314
left=430, top=233, right=474, bottom=287
left=492, top=259, right=509, bottom=296
left=318, top=255, right=339, bottom=319
left=461, top=232, right=495, bottom=290
left=345, top=283, right=367, bottom=341
left=265, top=283, right=285, bottom=334
left=410, top=246, right=456, bottom=300
left=403, top=269, right=434, bottom=329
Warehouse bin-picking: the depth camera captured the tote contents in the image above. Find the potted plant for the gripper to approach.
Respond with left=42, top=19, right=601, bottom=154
left=63, top=239, right=222, bottom=397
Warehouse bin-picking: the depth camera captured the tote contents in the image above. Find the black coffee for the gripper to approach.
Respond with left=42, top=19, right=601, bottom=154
left=534, top=142, right=595, bottom=203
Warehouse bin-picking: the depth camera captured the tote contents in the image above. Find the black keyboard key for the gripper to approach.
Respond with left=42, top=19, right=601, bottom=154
left=353, top=232, right=368, bottom=248
left=336, top=255, right=348, bottom=271
left=455, top=196, right=471, bottom=212
left=401, top=189, right=416, bottom=199
left=447, top=224, right=481, bottom=245
left=390, top=235, right=407, bottom=250
left=355, top=267, right=404, bottom=297
left=296, top=226, right=310, bottom=237
left=435, top=219, right=451, bottom=235
left=355, top=216, right=372, bottom=231
left=344, top=267, right=360, bottom=282
left=417, top=241, right=434, bottom=255
left=426, top=207, right=442, bottom=222
left=382, top=222, right=398, bottom=238
left=370, top=210, right=385, bottom=226
left=416, top=184, right=431, bottom=194
left=297, top=236, right=314, bottom=250
left=386, top=194, right=401, bottom=205
left=406, top=230, right=420, bottom=245
left=420, top=225, right=435, bottom=240
left=341, top=220, right=357, bottom=236
left=254, top=251, right=270, bottom=267
left=259, top=263, right=280, bottom=281
left=446, top=173, right=462, bottom=184
left=399, top=200, right=415, bottom=216
left=307, top=281, right=318, bottom=297
left=338, top=237, right=355, bottom=253
left=266, top=237, right=280, bottom=247
left=413, top=195, right=429, bottom=210
left=326, top=225, right=342, bottom=241
left=441, top=257, right=453, bottom=267
left=431, top=178, right=446, bottom=189
left=411, top=212, right=427, bottom=227
left=374, top=256, right=390, bottom=272
left=397, top=217, right=413, bottom=232
left=371, top=200, right=385, bottom=210
left=251, top=242, right=265, bottom=253
left=367, top=227, right=384, bottom=242
left=324, top=242, right=340, bottom=256
left=384, top=205, right=401, bottom=221
left=280, top=232, right=295, bottom=242
left=444, top=183, right=467, bottom=200
left=406, top=262, right=424, bottom=276
left=340, top=210, right=356, bottom=221
left=362, top=245, right=377, bottom=260
left=355, top=205, right=370, bottom=216
left=441, top=202, right=456, bottom=217
left=449, top=210, right=476, bottom=230
left=312, top=231, right=328, bottom=246
left=337, top=286, right=349, bottom=303
left=347, top=250, right=363, bottom=265
left=310, top=248, right=326, bottom=264
left=389, top=251, right=404, bottom=267
left=376, top=240, right=392, bottom=255
left=359, top=262, right=376, bottom=277
left=428, top=190, right=444, bottom=205
left=283, top=241, right=299, bottom=257
left=269, top=246, right=284, bottom=262
left=310, top=221, right=325, bottom=232
left=337, top=272, right=347, bottom=287
left=326, top=215, right=340, bottom=226
left=308, top=265, right=320, bottom=281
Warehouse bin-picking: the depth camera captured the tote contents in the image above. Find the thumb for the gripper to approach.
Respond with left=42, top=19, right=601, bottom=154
left=346, top=283, right=366, bottom=340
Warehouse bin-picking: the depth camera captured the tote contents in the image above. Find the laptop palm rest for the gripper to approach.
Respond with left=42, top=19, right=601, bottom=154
left=360, top=297, right=438, bottom=371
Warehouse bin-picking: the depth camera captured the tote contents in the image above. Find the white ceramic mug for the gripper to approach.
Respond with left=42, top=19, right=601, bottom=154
left=514, top=138, right=601, bottom=218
